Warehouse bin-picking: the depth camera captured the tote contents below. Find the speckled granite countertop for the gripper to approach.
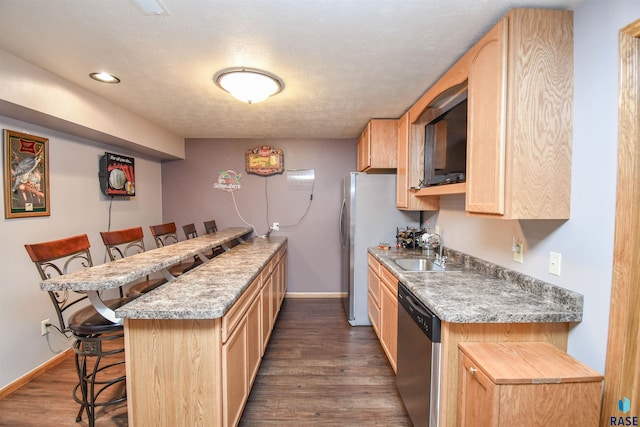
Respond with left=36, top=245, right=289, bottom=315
left=368, top=247, right=583, bottom=324
left=116, top=236, right=287, bottom=320
left=40, top=227, right=253, bottom=291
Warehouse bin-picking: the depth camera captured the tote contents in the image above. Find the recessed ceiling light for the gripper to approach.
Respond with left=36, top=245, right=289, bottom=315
left=89, top=72, right=121, bottom=84
left=214, top=68, right=284, bottom=104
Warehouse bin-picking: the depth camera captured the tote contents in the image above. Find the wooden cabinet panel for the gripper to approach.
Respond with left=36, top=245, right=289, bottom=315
left=222, top=318, right=248, bottom=427
left=367, top=258, right=397, bottom=370
left=222, top=277, right=260, bottom=343
left=466, top=9, right=573, bottom=219
left=367, top=265, right=380, bottom=306
left=406, top=9, right=572, bottom=219
left=396, top=112, right=440, bottom=211
left=260, top=273, right=273, bottom=355
left=357, top=119, right=398, bottom=172
left=247, top=295, right=261, bottom=387
left=457, top=342, right=602, bottom=427
left=458, top=353, right=499, bottom=427
left=379, top=280, right=398, bottom=373
left=466, top=19, right=508, bottom=215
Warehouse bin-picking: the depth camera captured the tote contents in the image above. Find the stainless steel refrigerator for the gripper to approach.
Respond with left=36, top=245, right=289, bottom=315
left=340, top=172, right=419, bottom=326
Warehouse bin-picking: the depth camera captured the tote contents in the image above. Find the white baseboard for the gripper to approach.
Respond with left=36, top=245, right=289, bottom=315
left=285, top=292, right=346, bottom=299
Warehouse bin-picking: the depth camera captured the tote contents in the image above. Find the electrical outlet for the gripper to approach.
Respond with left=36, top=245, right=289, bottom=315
left=272, top=222, right=279, bottom=231
left=549, top=252, right=562, bottom=276
left=41, top=319, right=50, bottom=336
left=512, top=237, right=524, bottom=263
left=434, top=225, right=441, bottom=235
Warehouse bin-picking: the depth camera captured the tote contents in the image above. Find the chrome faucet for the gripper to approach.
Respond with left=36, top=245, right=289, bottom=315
left=423, top=232, right=446, bottom=267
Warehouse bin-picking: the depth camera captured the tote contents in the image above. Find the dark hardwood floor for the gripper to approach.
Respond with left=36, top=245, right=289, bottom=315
left=0, top=298, right=410, bottom=426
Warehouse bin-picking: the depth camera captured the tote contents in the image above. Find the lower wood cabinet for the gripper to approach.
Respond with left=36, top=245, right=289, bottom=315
left=367, top=254, right=398, bottom=373
left=457, top=342, right=602, bottom=427
left=125, top=244, right=288, bottom=427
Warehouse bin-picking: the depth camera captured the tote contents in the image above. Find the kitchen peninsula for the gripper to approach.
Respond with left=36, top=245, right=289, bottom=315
left=40, top=228, right=287, bottom=427
left=368, top=247, right=584, bottom=427
left=117, top=235, right=287, bottom=427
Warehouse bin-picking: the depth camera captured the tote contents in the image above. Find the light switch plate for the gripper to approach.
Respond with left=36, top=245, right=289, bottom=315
left=549, top=252, right=561, bottom=276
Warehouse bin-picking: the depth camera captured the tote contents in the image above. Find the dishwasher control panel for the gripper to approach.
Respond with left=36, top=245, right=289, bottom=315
left=398, top=282, right=441, bottom=342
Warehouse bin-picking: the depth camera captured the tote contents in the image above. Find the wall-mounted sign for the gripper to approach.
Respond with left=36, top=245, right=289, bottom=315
left=214, top=170, right=242, bottom=192
left=245, top=145, right=284, bottom=176
left=99, top=152, right=135, bottom=197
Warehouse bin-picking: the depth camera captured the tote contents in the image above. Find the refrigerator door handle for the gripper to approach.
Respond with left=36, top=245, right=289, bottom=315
left=339, top=198, right=347, bottom=249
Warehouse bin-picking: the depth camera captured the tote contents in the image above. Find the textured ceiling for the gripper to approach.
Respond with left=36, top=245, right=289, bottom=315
left=0, top=0, right=579, bottom=139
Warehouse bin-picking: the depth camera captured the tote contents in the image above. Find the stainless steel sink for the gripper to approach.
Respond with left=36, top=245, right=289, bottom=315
left=391, top=257, right=459, bottom=272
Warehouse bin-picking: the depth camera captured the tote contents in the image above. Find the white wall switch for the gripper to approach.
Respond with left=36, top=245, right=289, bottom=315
left=549, top=252, right=562, bottom=276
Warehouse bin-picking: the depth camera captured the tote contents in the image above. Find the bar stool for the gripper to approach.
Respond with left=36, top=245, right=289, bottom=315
left=25, top=234, right=132, bottom=427
left=204, top=219, right=225, bottom=256
left=182, top=223, right=215, bottom=259
left=149, top=222, right=201, bottom=274
left=100, top=226, right=166, bottom=297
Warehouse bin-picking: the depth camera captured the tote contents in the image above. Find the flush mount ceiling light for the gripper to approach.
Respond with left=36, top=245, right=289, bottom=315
left=89, top=72, right=121, bottom=84
left=214, top=68, right=284, bottom=104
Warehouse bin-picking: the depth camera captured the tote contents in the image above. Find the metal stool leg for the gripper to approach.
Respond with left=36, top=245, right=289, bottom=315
left=72, top=331, right=126, bottom=426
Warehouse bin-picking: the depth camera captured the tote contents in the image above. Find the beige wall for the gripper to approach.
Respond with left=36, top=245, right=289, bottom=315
left=161, top=138, right=357, bottom=294
left=0, top=115, right=164, bottom=389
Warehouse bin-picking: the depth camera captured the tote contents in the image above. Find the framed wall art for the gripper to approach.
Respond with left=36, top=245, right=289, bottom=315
left=3, top=129, right=50, bottom=218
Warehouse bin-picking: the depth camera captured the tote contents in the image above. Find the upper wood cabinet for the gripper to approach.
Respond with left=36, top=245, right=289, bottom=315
left=406, top=8, right=572, bottom=220
left=466, top=9, right=573, bottom=219
left=357, top=119, right=398, bottom=172
left=397, top=112, right=439, bottom=211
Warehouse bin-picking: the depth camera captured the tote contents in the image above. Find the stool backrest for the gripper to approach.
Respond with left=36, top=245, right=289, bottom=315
left=25, top=234, right=94, bottom=335
left=149, top=222, right=179, bottom=248
left=182, top=223, right=198, bottom=240
left=204, top=220, right=218, bottom=234
left=100, top=226, right=146, bottom=261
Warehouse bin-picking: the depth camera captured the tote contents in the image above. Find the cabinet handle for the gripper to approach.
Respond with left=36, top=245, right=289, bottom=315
left=469, top=367, right=478, bottom=375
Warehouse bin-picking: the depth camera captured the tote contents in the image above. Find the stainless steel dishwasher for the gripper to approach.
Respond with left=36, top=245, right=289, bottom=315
left=397, top=282, right=441, bottom=427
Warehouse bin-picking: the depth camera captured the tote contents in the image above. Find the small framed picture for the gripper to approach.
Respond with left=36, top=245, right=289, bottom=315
left=4, top=129, right=50, bottom=218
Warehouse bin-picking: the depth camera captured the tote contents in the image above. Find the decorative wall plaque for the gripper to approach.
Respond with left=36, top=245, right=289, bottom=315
left=245, top=145, right=284, bottom=176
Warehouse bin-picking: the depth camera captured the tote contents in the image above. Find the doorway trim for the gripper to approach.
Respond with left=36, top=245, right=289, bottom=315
left=602, top=19, right=640, bottom=422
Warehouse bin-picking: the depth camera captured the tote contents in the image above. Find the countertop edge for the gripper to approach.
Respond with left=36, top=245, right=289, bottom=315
left=115, top=236, right=287, bottom=320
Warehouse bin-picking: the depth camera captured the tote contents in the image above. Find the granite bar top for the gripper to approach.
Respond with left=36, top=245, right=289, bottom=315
left=368, top=247, right=583, bottom=324
left=40, top=227, right=253, bottom=292
left=116, top=236, right=287, bottom=320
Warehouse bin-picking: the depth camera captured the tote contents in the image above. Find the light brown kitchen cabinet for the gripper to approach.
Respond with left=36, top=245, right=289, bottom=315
left=457, top=342, right=602, bottom=427
left=367, top=254, right=398, bottom=373
left=466, top=9, right=573, bottom=219
left=357, top=119, right=398, bottom=172
left=379, top=267, right=398, bottom=373
left=396, top=112, right=439, bottom=211
left=406, top=9, right=572, bottom=219
left=367, top=257, right=381, bottom=336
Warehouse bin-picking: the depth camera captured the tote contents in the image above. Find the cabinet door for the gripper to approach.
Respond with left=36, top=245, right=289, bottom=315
left=357, top=124, right=371, bottom=171
left=260, top=275, right=273, bottom=355
left=466, top=18, right=508, bottom=215
left=247, top=295, right=261, bottom=387
left=368, top=265, right=381, bottom=337
left=396, top=113, right=409, bottom=209
left=222, top=318, right=248, bottom=427
left=379, top=279, right=398, bottom=373
left=458, top=353, right=498, bottom=427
